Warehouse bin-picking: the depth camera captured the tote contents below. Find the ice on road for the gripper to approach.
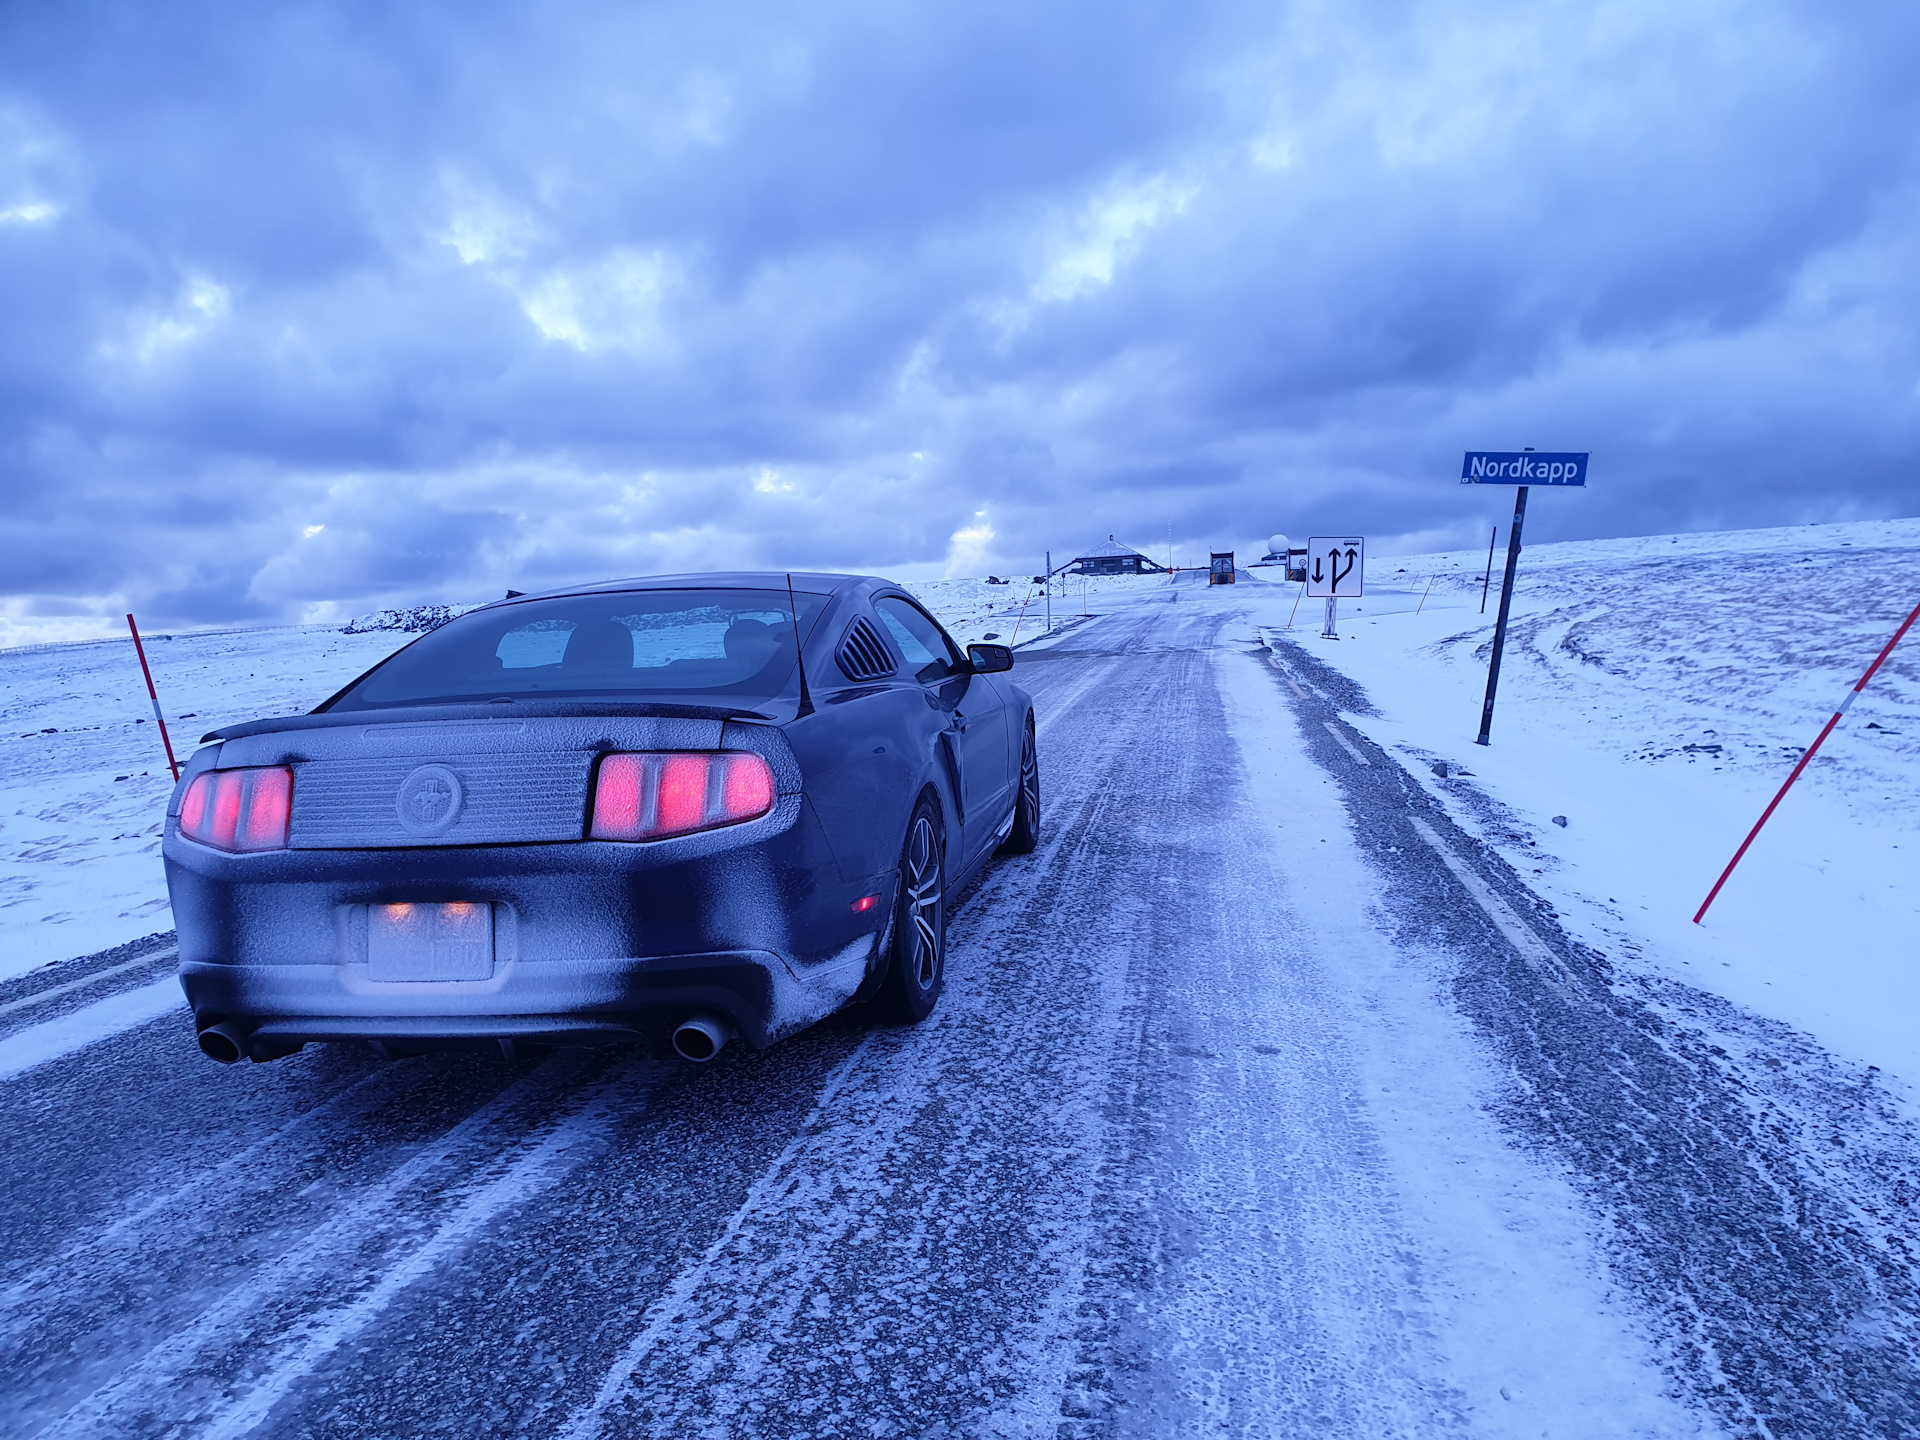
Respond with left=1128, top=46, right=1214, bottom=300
left=4, top=569, right=1917, bottom=1436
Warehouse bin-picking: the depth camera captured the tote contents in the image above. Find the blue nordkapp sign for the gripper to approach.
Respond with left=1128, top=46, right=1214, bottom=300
left=1460, top=451, right=1589, bottom=485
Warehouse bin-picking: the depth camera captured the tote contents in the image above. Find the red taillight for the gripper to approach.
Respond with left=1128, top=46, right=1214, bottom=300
left=722, top=752, right=776, bottom=819
left=179, top=769, right=211, bottom=835
left=179, top=766, right=294, bottom=852
left=590, top=752, right=776, bottom=841
left=239, top=766, right=292, bottom=850
left=656, top=754, right=710, bottom=836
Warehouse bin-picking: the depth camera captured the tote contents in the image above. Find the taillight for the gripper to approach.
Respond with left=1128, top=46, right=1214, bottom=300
left=591, top=752, right=775, bottom=841
left=178, top=766, right=294, bottom=852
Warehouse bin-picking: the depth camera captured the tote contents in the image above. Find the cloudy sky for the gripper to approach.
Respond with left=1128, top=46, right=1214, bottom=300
left=3, top=0, right=1917, bottom=640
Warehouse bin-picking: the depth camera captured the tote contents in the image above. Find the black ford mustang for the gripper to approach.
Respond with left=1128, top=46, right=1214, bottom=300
left=162, top=573, right=1038, bottom=1065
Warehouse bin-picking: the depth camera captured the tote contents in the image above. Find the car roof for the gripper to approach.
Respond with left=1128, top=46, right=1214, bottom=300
left=464, top=571, right=903, bottom=614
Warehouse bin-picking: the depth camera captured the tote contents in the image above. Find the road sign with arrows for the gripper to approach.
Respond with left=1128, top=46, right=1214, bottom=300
left=1305, top=537, right=1364, bottom=598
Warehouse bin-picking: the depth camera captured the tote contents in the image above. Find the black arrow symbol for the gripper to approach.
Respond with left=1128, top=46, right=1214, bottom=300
left=1331, top=546, right=1358, bottom=591
left=1327, top=548, right=1350, bottom=591
left=1311, top=556, right=1325, bottom=584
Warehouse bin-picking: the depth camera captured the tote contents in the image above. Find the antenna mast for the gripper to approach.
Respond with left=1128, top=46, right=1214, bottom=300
left=785, top=574, right=814, bottom=718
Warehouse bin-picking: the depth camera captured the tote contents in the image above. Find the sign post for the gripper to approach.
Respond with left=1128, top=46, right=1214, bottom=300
left=1460, top=451, right=1587, bottom=744
left=1306, top=535, right=1364, bottom=639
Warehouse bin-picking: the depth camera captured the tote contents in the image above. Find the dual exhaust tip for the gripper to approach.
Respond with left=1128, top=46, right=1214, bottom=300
left=199, top=1015, right=732, bottom=1065
left=671, top=1014, right=731, bottom=1063
left=198, top=1021, right=303, bottom=1064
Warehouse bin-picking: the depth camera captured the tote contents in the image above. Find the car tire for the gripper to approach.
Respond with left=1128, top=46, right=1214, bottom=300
left=874, top=799, right=946, bottom=1024
left=999, top=718, right=1039, bottom=856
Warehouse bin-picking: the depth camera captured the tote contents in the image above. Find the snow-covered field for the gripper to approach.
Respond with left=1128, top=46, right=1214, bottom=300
left=0, top=628, right=407, bottom=976
left=908, top=572, right=1175, bottom=648
left=1258, top=516, right=1920, bottom=1100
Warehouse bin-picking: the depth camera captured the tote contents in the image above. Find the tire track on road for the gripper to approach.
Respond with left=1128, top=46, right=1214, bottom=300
left=1262, top=633, right=1920, bottom=1438
left=0, top=976, right=182, bottom=1081
left=32, top=1050, right=646, bottom=1440
left=552, top=614, right=1153, bottom=1438
left=1052, top=616, right=1467, bottom=1438
left=0, top=1052, right=479, bottom=1344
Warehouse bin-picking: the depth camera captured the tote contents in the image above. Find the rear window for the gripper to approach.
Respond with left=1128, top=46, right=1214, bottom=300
left=324, top=588, right=829, bottom=711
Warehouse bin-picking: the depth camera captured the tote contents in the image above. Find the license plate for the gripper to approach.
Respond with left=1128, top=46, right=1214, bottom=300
left=367, top=902, right=494, bottom=981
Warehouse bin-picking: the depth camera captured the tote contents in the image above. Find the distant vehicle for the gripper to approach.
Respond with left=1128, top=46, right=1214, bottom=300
left=163, top=574, right=1039, bottom=1066
left=1209, top=552, right=1236, bottom=585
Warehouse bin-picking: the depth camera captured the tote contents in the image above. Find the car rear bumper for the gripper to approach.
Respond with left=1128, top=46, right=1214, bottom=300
left=178, top=944, right=873, bottom=1059
left=163, top=807, right=891, bottom=1061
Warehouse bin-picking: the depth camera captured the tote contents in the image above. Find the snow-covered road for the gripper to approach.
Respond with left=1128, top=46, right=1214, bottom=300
left=4, top=587, right=1917, bottom=1437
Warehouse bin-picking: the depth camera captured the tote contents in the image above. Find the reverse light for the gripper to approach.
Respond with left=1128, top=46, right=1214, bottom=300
left=591, top=752, right=776, bottom=842
left=178, top=766, right=294, bottom=852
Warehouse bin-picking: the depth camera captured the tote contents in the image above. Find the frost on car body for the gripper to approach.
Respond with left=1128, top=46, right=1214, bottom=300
left=162, top=573, right=1037, bottom=1064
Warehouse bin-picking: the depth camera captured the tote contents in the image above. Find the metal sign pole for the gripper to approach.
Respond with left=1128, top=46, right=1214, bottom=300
left=1305, top=535, right=1363, bottom=638
left=1475, top=485, right=1529, bottom=746
left=1045, top=550, right=1051, bottom=633
left=1480, top=525, right=1498, bottom=614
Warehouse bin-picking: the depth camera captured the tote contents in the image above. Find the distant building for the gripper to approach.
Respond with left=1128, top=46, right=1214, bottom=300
left=1060, top=536, right=1169, bottom=576
left=1252, top=532, right=1308, bottom=582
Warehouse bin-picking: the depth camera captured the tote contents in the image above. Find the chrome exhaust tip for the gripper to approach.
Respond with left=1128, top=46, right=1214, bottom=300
left=671, top=1015, right=731, bottom=1063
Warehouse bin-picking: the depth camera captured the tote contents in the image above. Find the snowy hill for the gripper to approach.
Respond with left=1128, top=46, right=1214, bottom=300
left=1362, top=516, right=1920, bottom=797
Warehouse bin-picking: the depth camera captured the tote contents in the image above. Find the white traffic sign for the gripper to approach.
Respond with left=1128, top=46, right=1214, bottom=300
left=1306, top=536, right=1364, bottom=598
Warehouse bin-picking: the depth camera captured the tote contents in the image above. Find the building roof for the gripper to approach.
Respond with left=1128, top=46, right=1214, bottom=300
left=1074, top=535, right=1152, bottom=562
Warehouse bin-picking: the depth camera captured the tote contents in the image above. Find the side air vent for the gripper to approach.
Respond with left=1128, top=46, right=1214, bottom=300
left=836, top=617, right=896, bottom=682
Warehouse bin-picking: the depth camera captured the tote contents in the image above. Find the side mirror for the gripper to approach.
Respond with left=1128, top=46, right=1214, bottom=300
left=967, top=643, right=1014, bottom=674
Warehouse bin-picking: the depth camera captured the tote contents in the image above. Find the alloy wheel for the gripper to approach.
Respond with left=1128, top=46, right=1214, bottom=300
left=904, top=814, right=943, bottom=988
left=1020, top=733, right=1039, bottom=822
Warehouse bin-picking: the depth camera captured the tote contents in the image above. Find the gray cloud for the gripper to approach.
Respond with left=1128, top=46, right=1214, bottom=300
left=2, top=0, right=1917, bottom=638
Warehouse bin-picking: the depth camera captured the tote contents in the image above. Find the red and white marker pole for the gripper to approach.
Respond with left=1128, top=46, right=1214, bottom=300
left=126, top=613, right=181, bottom=783
left=1694, top=596, right=1920, bottom=924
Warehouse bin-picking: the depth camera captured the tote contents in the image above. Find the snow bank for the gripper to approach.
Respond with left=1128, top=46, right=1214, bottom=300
left=341, top=603, right=484, bottom=634
left=1251, top=516, right=1920, bottom=1101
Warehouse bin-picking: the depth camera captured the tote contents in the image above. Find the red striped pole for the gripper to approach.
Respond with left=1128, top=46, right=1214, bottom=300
left=1008, top=581, right=1040, bottom=645
left=1694, top=597, right=1920, bottom=924
left=126, top=613, right=181, bottom=782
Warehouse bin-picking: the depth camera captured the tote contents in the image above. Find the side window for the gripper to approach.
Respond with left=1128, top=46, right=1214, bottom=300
left=496, top=620, right=575, bottom=669
left=874, top=598, right=961, bottom=685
